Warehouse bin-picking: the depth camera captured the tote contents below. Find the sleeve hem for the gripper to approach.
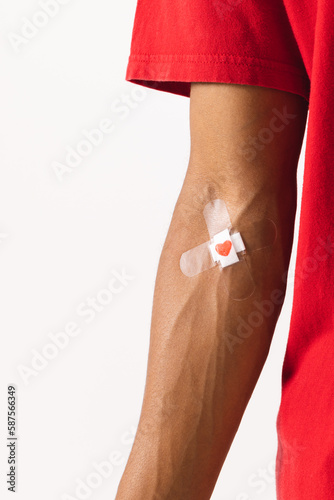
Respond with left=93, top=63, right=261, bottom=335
left=125, top=53, right=310, bottom=103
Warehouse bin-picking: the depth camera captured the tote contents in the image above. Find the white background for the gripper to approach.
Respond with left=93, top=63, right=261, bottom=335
left=0, top=1, right=308, bottom=499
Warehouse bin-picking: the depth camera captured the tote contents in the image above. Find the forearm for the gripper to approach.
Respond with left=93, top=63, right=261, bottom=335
left=116, top=84, right=308, bottom=500
left=117, top=189, right=288, bottom=500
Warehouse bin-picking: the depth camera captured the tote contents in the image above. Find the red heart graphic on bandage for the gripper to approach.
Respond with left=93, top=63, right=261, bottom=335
left=215, top=241, right=232, bottom=257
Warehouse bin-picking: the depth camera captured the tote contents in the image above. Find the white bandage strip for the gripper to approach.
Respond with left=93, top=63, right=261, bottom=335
left=231, top=232, right=246, bottom=253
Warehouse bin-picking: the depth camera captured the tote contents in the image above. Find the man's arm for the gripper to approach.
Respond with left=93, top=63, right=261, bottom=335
left=116, top=83, right=308, bottom=500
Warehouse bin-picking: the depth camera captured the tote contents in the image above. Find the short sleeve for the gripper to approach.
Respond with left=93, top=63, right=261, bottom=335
left=125, top=0, right=310, bottom=102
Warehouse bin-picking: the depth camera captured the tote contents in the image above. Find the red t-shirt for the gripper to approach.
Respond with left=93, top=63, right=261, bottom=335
left=125, top=1, right=334, bottom=498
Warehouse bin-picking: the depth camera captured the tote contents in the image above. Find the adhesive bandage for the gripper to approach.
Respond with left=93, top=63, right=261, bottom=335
left=180, top=199, right=277, bottom=300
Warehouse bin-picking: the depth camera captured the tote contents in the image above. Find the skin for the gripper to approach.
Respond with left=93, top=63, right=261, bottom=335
left=115, top=83, right=309, bottom=499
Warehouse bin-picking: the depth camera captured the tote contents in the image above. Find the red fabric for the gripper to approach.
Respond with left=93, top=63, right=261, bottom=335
left=125, top=1, right=334, bottom=498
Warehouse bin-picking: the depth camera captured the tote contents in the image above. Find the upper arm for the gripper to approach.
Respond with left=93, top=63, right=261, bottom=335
left=171, top=83, right=308, bottom=276
left=188, top=82, right=308, bottom=190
